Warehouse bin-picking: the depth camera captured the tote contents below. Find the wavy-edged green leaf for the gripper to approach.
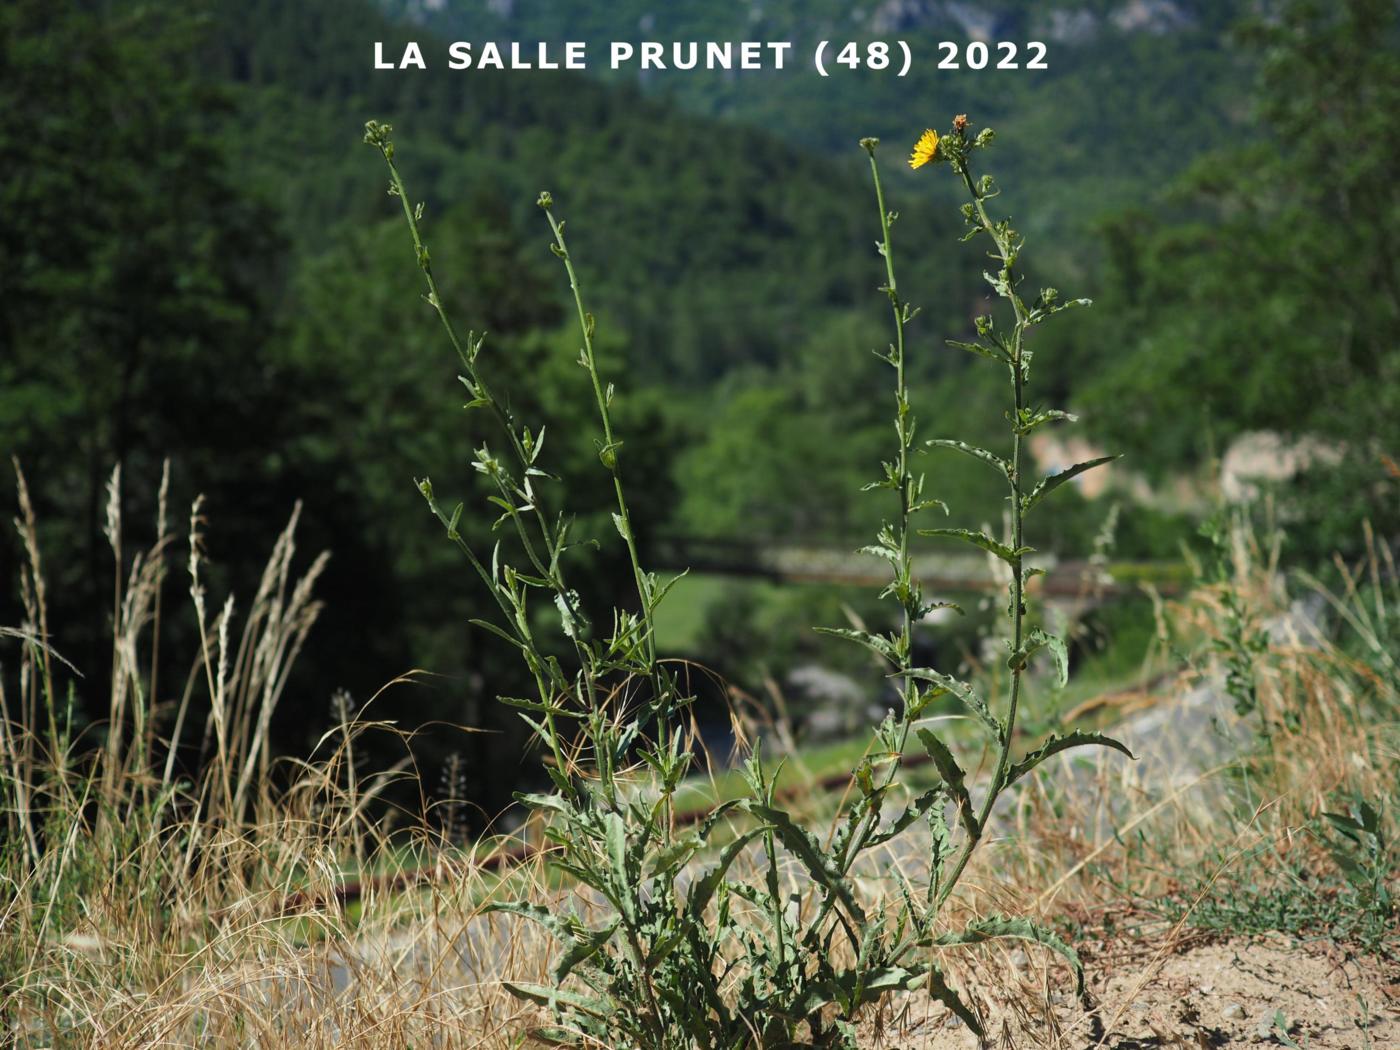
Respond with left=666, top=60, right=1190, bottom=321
left=931, top=914, right=1085, bottom=994
left=502, top=981, right=616, bottom=1018
left=600, top=812, right=633, bottom=922
left=814, top=626, right=899, bottom=664
left=482, top=902, right=619, bottom=988
left=523, top=1024, right=583, bottom=1047
left=1021, top=456, right=1119, bottom=513
left=1028, top=295, right=1093, bottom=324
left=1007, top=633, right=1045, bottom=673
left=1041, top=629, right=1069, bottom=687
left=947, top=337, right=1009, bottom=364
left=553, top=590, right=587, bottom=640
left=500, top=695, right=581, bottom=720
left=742, top=802, right=865, bottom=924
left=903, top=667, right=1002, bottom=738
left=468, top=618, right=526, bottom=652
left=1013, top=408, right=1077, bottom=435
left=868, top=787, right=945, bottom=847
left=1007, top=627, right=1068, bottom=686
left=1004, top=730, right=1133, bottom=789
left=799, top=965, right=928, bottom=1016
left=513, top=791, right=572, bottom=815
left=915, top=729, right=978, bottom=836
left=686, top=825, right=766, bottom=918
left=551, top=921, right=619, bottom=985
left=918, top=527, right=1032, bottom=565
left=484, top=900, right=574, bottom=940
left=925, top=438, right=1010, bottom=478
left=644, top=831, right=701, bottom=879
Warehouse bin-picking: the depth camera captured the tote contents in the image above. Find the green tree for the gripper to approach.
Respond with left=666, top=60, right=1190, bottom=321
left=1079, top=0, right=1400, bottom=552
left=0, top=1, right=299, bottom=674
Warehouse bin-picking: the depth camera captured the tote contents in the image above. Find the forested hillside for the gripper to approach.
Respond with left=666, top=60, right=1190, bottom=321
left=3, top=0, right=1395, bottom=814
left=382, top=0, right=1254, bottom=269
left=1, top=0, right=970, bottom=807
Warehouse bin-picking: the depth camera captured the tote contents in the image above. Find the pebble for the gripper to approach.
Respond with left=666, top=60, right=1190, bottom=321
left=1222, top=1003, right=1245, bottom=1020
left=1008, top=949, right=1029, bottom=970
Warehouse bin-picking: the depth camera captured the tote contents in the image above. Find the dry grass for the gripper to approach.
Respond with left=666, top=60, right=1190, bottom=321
left=1, top=475, right=1394, bottom=1048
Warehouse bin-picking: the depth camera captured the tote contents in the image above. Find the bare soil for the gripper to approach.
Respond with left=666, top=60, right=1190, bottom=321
left=866, top=932, right=1399, bottom=1048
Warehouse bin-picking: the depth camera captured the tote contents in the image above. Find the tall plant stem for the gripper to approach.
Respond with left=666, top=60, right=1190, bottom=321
left=368, top=136, right=580, bottom=783
left=807, top=143, right=931, bottom=947
left=936, top=162, right=1029, bottom=905
left=541, top=204, right=672, bottom=758
left=845, top=144, right=920, bottom=863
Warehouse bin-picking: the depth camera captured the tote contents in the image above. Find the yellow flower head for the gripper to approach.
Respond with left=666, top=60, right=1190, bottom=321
left=908, top=128, right=940, bottom=169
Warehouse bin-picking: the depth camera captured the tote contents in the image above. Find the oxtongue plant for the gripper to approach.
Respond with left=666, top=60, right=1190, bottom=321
left=364, top=114, right=1130, bottom=1048
left=814, top=120, right=1136, bottom=1039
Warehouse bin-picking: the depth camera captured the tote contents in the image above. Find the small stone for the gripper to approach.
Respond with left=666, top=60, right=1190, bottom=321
left=1222, top=1003, right=1245, bottom=1020
left=1254, top=1016, right=1276, bottom=1040
left=944, top=1013, right=963, bottom=1028
left=1008, top=949, right=1029, bottom=969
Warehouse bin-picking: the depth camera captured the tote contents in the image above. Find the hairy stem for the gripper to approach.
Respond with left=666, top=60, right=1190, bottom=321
left=541, top=202, right=676, bottom=779
left=937, top=159, right=1029, bottom=905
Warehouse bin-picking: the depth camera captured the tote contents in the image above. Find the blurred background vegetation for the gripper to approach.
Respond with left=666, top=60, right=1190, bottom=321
left=1, top=0, right=1396, bottom=823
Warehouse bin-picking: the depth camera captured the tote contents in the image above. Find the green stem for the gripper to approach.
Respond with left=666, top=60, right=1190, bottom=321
left=936, top=159, right=1030, bottom=905
left=860, top=146, right=919, bottom=824
left=812, top=143, right=922, bottom=942
left=372, top=141, right=582, bottom=784
left=542, top=206, right=672, bottom=758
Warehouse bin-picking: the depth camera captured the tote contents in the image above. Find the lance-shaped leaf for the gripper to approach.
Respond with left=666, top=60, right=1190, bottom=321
left=1003, top=730, right=1133, bottom=790
left=814, top=626, right=900, bottom=664
left=1013, top=408, right=1077, bottom=435
left=551, top=921, right=620, bottom=985
left=513, top=791, right=572, bottom=815
left=799, top=965, right=929, bottom=1016
left=916, top=729, right=979, bottom=836
left=931, top=914, right=1086, bottom=995
left=484, top=901, right=619, bottom=986
left=468, top=618, right=527, bottom=653
left=868, top=787, right=945, bottom=847
left=918, top=527, right=1033, bottom=565
left=928, top=964, right=984, bottom=1037
left=484, top=899, right=575, bottom=941
left=742, top=802, right=865, bottom=924
left=685, top=825, right=767, bottom=918
left=600, top=812, right=635, bottom=922
left=644, top=830, right=702, bottom=879
left=947, top=337, right=1009, bottom=364
left=1021, top=456, right=1119, bottom=513
left=902, top=667, right=1002, bottom=739
left=553, top=589, right=588, bottom=640
left=500, top=695, right=581, bottom=720
left=925, top=438, right=1010, bottom=479
left=502, top=980, right=616, bottom=1019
